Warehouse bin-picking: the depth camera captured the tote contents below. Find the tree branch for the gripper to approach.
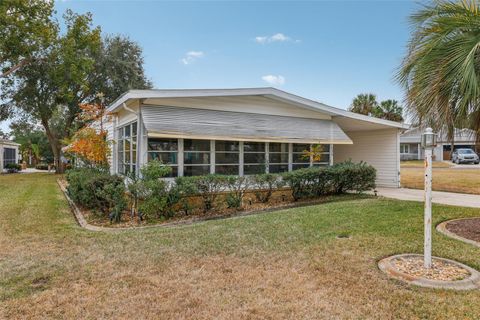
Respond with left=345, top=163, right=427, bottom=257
left=0, top=59, right=30, bottom=78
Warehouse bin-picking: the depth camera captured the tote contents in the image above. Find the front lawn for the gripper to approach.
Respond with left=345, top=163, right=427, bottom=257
left=1, top=173, right=479, bottom=319
left=401, top=167, right=480, bottom=195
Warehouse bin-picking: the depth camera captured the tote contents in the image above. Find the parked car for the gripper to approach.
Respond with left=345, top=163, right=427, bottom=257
left=452, top=148, right=480, bottom=164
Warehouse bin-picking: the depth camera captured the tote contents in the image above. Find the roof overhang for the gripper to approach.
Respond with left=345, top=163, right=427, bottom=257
left=107, top=87, right=410, bottom=131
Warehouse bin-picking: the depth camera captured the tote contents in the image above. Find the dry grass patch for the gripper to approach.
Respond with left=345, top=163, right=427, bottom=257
left=1, top=174, right=480, bottom=319
left=401, top=167, right=480, bottom=194
left=401, top=160, right=452, bottom=168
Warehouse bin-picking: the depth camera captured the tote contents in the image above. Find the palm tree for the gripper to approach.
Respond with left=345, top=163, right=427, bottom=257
left=349, top=93, right=378, bottom=116
left=397, top=0, right=480, bottom=147
left=376, top=100, right=404, bottom=122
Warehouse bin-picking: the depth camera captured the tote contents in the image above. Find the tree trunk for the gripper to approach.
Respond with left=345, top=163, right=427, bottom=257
left=43, top=124, right=65, bottom=174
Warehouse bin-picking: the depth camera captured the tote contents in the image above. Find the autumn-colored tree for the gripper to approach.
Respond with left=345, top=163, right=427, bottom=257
left=65, top=99, right=111, bottom=167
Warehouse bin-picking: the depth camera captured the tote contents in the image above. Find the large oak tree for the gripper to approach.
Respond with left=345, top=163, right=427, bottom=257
left=1, top=3, right=152, bottom=173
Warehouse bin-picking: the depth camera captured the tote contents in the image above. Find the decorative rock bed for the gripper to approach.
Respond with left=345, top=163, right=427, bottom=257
left=378, top=254, right=480, bottom=290
left=437, top=218, right=480, bottom=248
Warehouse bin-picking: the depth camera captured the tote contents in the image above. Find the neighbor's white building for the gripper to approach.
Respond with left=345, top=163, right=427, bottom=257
left=400, top=127, right=478, bottom=161
left=0, top=139, right=20, bottom=172
left=104, top=88, right=409, bottom=188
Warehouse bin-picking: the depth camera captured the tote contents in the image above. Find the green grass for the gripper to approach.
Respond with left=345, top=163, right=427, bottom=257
left=1, top=173, right=480, bottom=319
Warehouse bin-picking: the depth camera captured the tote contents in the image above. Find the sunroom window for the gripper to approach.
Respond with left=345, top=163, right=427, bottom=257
left=244, top=142, right=266, bottom=175
left=117, top=122, right=137, bottom=175
left=268, top=142, right=289, bottom=173
left=312, top=144, right=331, bottom=167
left=147, top=138, right=178, bottom=177
left=215, top=140, right=239, bottom=175
left=292, top=143, right=311, bottom=170
left=184, top=139, right=210, bottom=176
left=3, top=148, right=16, bottom=167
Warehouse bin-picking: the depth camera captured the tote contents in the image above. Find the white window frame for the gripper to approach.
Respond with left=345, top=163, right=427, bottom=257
left=183, top=138, right=211, bottom=176
left=243, top=141, right=267, bottom=175
left=214, top=140, right=240, bottom=175
left=400, top=144, right=410, bottom=154
left=143, top=137, right=334, bottom=177
left=117, top=121, right=138, bottom=175
left=268, top=142, right=289, bottom=174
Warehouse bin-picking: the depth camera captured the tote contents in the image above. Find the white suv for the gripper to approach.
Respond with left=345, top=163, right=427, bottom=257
left=452, top=148, right=480, bottom=164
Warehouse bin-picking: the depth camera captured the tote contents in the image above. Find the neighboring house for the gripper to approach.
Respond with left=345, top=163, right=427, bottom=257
left=0, top=139, right=20, bottom=172
left=400, top=127, right=478, bottom=161
left=105, top=88, right=409, bottom=188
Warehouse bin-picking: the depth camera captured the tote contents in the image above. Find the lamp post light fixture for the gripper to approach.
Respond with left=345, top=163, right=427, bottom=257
left=421, top=127, right=437, bottom=269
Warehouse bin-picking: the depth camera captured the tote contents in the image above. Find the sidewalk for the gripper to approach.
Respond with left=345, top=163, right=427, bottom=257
left=376, top=187, right=480, bottom=208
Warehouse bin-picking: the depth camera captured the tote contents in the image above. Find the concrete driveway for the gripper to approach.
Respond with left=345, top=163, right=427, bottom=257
left=376, top=187, right=480, bottom=208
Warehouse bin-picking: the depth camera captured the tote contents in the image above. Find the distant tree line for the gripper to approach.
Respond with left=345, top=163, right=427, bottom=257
left=348, top=93, right=404, bottom=122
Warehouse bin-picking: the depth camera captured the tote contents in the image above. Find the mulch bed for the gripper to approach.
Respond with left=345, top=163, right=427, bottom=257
left=392, top=255, right=470, bottom=281
left=446, top=218, right=480, bottom=243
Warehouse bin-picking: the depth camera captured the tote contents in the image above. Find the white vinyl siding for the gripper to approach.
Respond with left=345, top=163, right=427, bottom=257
left=333, top=129, right=400, bottom=188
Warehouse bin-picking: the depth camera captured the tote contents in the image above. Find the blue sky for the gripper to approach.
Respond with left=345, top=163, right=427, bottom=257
left=1, top=0, right=418, bottom=132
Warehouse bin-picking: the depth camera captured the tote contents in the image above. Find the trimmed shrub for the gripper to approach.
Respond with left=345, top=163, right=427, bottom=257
left=329, top=160, right=376, bottom=194
left=282, top=167, right=320, bottom=201
left=66, top=167, right=126, bottom=221
left=225, top=175, right=250, bottom=209
left=66, top=168, right=105, bottom=206
left=86, top=175, right=127, bottom=222
left=5, top=163, right=21, bottom=173
left=137, top=160, right=172, bottom=219
left=251, top=173, right=283, bottom=203
left=174, top=176, right=198, bottom=215
left=188, top=174, right=228, bottom=212
left=282, top=161, right=376, bottom=201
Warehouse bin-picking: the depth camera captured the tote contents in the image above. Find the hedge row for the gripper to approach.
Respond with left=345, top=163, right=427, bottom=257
left=66, top=160, right=376, bottom=222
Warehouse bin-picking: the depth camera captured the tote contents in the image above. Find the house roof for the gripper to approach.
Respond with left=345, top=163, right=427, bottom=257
left=401, top=127, right=477, bottom=143
left=0, top=139, right=20, bottom=146
left=107, top=87, right=410, bottom=131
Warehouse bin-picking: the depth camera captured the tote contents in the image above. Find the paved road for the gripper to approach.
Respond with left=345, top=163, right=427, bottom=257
left=376, top=187, right=480, bottom=208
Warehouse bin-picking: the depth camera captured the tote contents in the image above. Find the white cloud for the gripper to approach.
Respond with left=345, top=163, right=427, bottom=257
left=254, top=33, right=297, bottom=44
left=261, top=75, right=285, bottom=86
left=181, top=51, right=204, bottom=65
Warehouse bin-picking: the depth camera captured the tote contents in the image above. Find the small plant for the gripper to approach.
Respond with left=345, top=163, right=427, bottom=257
left=189, top=174, right=227, bottom=212
left=301, top=144, right=324, bottom=162
left=174, top=176, right=198, bottom=215
left=251, top=173, right=282, bottom=203
left=125, top=171, right=146, bottom=220
left=225, top=175, right=250, bottom=209
left=137, top=160, right=172, bottom=219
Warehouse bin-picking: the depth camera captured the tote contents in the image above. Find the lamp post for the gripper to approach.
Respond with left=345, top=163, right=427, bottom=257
left=421, top=127, right=437, bottom=268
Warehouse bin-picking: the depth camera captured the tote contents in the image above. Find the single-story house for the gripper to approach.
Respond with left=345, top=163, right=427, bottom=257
left=105, top=88, right=409, bottom=188
left=0, top=139, right=20, bottom=172
left=400, top=127, right=478, bottom=161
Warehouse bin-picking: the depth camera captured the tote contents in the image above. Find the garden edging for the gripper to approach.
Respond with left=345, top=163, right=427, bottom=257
left=436, top=219, right=480, bottom=248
